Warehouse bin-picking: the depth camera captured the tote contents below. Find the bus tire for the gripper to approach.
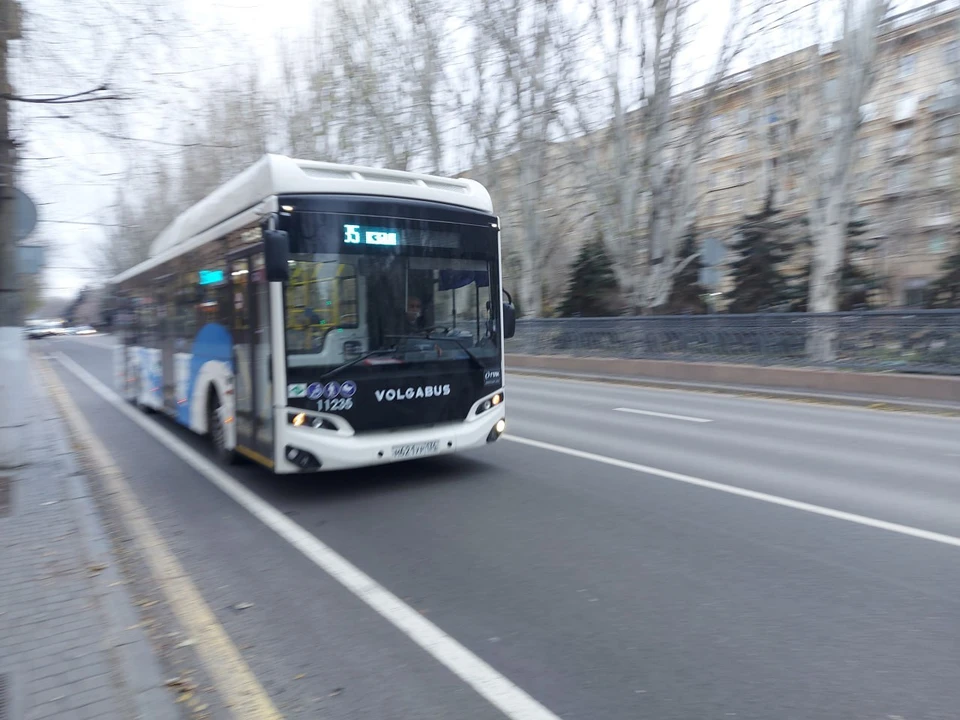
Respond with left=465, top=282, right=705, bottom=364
left=208, top=390, right=238, bottom=465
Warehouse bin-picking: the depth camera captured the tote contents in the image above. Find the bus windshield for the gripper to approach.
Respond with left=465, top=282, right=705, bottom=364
left=284, top=253, right=500, bottom=372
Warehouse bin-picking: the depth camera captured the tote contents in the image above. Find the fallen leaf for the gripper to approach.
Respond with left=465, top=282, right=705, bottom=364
left=88, top=563, right=107, bottom=575
left=293, top=674, right=306, bottom=680
left=166, top=677, right=197, bottom=694
left=329, top=688, right=343, bottom=697
left=176, top=692, right=194, bottom=703
left=194, top=703, right=209, bottom=712
left=176, top=638, right=197, bottom=649
left=232, top=602, right=254, bottom=611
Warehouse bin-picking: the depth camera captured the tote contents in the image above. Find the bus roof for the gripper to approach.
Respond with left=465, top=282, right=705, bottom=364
left=110, top=154, right=493, bottom=285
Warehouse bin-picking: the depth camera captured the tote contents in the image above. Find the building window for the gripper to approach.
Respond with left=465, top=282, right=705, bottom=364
left=903, top=278, right=928, bottom=308
left=898, top=54, right=915, bottom=79
left=824, top=78, right=839, bottom=100
left=934, top=117, right=958, bottom=152
left=946, top=40, right=959, bottom=65
left=890, top=166, right=911, bottom=193
left=711, top=114, right=725, bottom=133
left=893, top=127, right=912, bottom=153
left=894, top=93, right=917, bottom=121
left=930, top=234, right=948, bottom=254
left=706, top=198, right=718, bottom=216
left=736, top=134, right=749, bottom=152
left=859, top=137, right=871, bottom=157
left=860, top=102, right=878, bottom=123
left=939, top=80, right=959, bottom=100
left=934, top=157, right=952, bottom=186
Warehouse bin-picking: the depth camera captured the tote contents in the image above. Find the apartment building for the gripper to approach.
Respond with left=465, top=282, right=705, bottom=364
left=470, top=1, right=959, bottom=312
left=696, top=0, right=959, bottom=307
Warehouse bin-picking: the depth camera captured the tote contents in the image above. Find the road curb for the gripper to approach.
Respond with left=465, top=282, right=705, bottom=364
left=36, top=358, right=183, bottom=720
left=508, top=368, right=960, bottom=417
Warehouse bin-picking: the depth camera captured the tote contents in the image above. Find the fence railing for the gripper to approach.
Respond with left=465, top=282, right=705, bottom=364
left=507, top=311, right=960, bottom=375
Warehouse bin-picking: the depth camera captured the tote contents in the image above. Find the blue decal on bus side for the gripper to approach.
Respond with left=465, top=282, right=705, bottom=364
left=179, top=323, right=234, bottom=426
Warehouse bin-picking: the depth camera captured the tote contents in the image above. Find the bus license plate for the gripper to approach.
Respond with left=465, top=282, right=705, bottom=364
left=391, top=440, right=440, bottom=459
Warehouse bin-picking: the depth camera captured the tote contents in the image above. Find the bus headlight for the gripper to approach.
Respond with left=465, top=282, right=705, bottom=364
left=287, top=411, right=337, bottom=431
left=476, top=393, right=503, bottom=415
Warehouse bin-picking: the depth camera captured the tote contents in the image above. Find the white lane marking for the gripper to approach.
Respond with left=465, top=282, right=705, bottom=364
left=504, top=435, right=960, bottom=550
left=53, top=353, right=561, bottom=720
left=614, top=407, right=712, bottom=423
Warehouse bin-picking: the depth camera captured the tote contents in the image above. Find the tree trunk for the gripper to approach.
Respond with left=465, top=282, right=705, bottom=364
left=806, top=213, right=845, bottom=362
left=519, top=256, right=542, bottom=318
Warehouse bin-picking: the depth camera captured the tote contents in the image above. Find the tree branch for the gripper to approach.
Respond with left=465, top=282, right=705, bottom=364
left=2, top=85, right=127, bottom=104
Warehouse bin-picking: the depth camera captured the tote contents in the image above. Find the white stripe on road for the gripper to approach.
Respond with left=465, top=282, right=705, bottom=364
left=53, top=352, right=561, bottom=720
left=505, top=435, right=960, bottom=550
left=614, top=407, right=712, bottom=423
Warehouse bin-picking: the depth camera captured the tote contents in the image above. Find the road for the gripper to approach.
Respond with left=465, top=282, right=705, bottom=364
left=39, top=333, right=960, bottom=719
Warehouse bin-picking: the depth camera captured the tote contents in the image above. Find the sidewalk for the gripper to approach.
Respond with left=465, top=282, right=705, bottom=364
left=0, top=361, right=180, bottom=720
left=508, top=366, right=960, bottom=415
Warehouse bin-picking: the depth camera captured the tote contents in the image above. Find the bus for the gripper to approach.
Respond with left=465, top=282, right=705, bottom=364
left=108, top=154, right=515, bottom=473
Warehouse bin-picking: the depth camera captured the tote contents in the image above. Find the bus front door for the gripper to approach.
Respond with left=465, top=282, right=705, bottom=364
left=228, top=250, right=274, bottom=468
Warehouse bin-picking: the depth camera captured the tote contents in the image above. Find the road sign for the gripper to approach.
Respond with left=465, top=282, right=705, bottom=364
left=13, top=187, right=38, bottom=242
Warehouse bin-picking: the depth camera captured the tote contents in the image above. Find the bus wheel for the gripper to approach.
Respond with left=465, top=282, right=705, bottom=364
left=208, top=392, right=238, bottom=465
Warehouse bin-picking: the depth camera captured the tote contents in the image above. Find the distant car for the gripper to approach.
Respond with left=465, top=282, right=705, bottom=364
left=25, top=324, right=66, bottom=339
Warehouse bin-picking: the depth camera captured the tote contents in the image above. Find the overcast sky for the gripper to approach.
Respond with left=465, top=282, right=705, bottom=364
left=14, top=0, right=927, bottom=302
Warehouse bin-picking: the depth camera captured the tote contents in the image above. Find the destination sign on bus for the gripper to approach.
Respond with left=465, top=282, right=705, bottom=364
left=343, top=224, right=399, bottom=247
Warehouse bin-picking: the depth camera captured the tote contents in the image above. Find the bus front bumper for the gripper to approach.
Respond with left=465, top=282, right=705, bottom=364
left=274, top=404, right=506, bottom=473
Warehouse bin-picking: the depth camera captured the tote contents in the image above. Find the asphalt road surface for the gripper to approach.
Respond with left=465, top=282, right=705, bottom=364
left=38, top=333, right=960, bottom=719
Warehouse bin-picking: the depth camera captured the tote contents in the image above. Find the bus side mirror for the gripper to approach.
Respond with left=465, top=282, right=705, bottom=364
left=264, top=229, right=290, bottom=282
left=502, top=301, right=516, bottom=339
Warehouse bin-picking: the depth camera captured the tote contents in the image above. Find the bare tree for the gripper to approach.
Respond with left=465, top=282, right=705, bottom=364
left=327, top=0, right=421, bottom=170
left=797, top=0, right=890, bottom=358
left=473, top=0, right=566, bottom=317
left=557, top=0, right=783, bottom=313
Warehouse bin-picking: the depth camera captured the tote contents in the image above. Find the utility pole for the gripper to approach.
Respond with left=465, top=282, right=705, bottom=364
left=0, top=0, right=26, bottom=469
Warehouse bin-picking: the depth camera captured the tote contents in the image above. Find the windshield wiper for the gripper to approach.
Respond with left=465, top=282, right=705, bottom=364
left=319, top=348, right=398, bottom=381
left=384, top=334, right=487, bottom=372
left=437, top=336, right=487, bottom=372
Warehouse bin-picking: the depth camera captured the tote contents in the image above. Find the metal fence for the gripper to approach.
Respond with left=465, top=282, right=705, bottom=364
left=508, top=311, right=960, bottom=375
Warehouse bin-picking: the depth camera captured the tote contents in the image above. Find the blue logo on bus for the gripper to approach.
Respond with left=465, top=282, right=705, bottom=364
left=323, top=381, right=341, bottom=399
left=307, top=382, right=323, bottom=400
left=340, top=380, right=357, bottom=398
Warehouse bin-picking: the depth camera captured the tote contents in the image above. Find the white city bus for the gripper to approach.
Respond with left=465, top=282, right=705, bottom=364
left=108, top=154, right=515, bottom=473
